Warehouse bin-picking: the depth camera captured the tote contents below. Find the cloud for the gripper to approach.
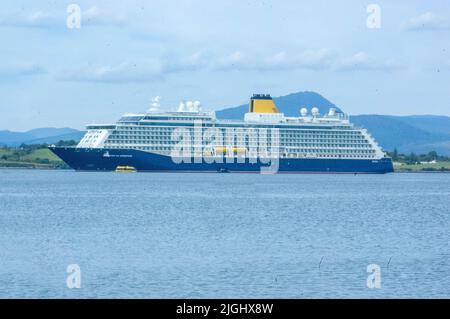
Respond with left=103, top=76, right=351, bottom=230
left=262, top=51, right=293, bottom=70
left=57, top=50, right=402, bottom=83
left=263, top=49, right=334, bottom=70
left=58, top=61, right=163, bottom=83
left=58, top=51, right=210, bottom=83
left=214, top=50, right=397, bottom=73
left=0, top=63, right=46, bottom=77
left=0, top=7, right=126, bottom=29
left=215, top=49, right=334, bottom=71
left=296, top=49, right=335, bottom=70
left=163, top=52, right=208, bottom=73
left=336, top=52, right=400, bottom=72
left=0, top=11, right=58, bottom=28
left=402, top=12, right=450, bottom=31
left=214, top=51, right=257, bottom=70
left=82, top=6, right=127, bottom=27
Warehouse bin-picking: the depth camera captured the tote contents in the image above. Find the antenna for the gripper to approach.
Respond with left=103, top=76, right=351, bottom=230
left=193, top=100, right=201, bottom=112
left=328, top=108, right=336, bottom=116
left=148, top=96, right=161, bottom=112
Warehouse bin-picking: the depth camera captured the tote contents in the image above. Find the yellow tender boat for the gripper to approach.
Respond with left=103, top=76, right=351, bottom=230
left=115, top=166, right=137, bottom=173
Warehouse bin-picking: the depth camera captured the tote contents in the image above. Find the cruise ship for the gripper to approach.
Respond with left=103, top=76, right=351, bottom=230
left=49, top=94, right=394, bottom=173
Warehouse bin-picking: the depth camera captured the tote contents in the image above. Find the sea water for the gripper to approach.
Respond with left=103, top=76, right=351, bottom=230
left=0, top=169, right=449, bottom=298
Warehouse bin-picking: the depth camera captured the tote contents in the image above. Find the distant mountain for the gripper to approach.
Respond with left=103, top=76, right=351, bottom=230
left=216, top=91, right=342, bottom=119
left=394, top=115, right=450, bottom=136
left=0, top=131, right=33, bottom=145
left=350, top=115, right=450, bottom=155
left=216, top=91, right=450, bottom=155
left=0, top=128, right=84, bottom=147
left=21, top=131, right=86, bottom=145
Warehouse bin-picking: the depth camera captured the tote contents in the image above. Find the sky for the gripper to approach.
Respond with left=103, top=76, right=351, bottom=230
left=0, top=0, right=449, bottom=131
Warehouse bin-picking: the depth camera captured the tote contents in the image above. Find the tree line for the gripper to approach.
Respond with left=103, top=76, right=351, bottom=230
left=0, top=140, right=78, bottom=167
left=387, top=149, right=449, bottom=164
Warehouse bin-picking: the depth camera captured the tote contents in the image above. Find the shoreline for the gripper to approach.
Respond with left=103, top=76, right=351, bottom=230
left=1, top=166, right=449, bottom=173
left=0, top=166, right=70, bottom=170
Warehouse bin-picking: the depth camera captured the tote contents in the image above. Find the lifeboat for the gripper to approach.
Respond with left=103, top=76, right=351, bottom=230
left=115, top=166, right=137, bottom=173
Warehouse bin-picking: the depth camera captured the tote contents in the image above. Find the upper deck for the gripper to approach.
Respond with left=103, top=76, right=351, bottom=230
left=86, top=108, right=352, bottom=131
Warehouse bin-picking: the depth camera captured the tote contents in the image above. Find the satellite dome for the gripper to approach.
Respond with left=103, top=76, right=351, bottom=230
left=193, top=100, right=201, bottom=111
left=186, top=101, right=194, bottom=111
left=300, top=108, right=308, bottom=117
left=311, top=107, right=319, bottom=116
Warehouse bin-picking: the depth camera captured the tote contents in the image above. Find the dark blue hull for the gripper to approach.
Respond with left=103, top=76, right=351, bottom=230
left=49, top=147, right=394, bottom=174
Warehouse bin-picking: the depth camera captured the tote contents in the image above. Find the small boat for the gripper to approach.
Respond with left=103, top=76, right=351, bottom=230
left=115, top=166, right=137, bottom=173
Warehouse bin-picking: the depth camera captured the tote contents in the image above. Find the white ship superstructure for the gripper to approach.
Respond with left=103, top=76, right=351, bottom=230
left=77, top=96, right=385, bottom=160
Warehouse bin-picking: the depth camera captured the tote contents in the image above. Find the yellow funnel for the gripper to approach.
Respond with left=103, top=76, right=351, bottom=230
left=248, top=94, right=279, bottom=113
